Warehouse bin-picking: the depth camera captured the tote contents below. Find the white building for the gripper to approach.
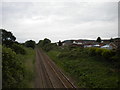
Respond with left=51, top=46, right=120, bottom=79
left=100, top=43, right=117, bottom=50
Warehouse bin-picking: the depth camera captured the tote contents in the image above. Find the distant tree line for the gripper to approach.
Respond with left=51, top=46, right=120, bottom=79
left=38, top=38, right=57, bottom=52
left=25, top=40, right=36, bottom=49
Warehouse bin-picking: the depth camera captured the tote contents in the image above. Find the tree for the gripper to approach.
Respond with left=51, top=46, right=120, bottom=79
left=11, top=43, right=26, bottom=54
left=37, top=38, right=57, bottom=51
left=1, top=29, right=16, bottom=47
left=110, top=38, right=113, bottom=42
left=25, top=40, right=36, bottom=49
left=96, top=37, right=101, bottom=43
left=43, top=38, right=51, bottom=45
left=38, top=40, right=44, bottom=47
left=58, top=40, right=62, bottom=46
left=2, top=46, right=25, bottom=88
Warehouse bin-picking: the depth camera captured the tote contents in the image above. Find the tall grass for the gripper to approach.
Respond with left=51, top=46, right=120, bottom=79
left=47, top=47, right=119, bottom=88
left=18, top=47, right=35, bottom=88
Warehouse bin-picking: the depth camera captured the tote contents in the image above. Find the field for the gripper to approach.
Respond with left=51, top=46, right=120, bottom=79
left=47, top=47, right=119, bottom=88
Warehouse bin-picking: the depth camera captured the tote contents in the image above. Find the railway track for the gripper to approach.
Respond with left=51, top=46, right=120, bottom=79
left=35, top=48, right=77, bottom=88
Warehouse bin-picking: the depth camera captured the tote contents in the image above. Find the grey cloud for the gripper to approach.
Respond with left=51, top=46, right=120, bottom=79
left=2, top=2, right=118, bottom=43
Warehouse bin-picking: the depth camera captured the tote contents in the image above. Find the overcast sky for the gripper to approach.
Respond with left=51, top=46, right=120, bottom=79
left=1, top=1, right=119, bottom=43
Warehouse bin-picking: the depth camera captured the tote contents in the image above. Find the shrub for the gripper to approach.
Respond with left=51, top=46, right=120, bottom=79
left=25, top=40, right=36, bottom=49
left=43, top=44, right=52, bottom=52
left=87, top=48, right=116, bottom=61
left=2, top=46, right=25, bottom=88
left=43, top=43, right=57, bottom=52
left=11, top=44, right=26, bottom=54
left=88, top=48, right=97, bottom=56
left=111, top=55, right=120, bottom=62
left=58, top=49, right=81, bottom=59
left=58, top=52, right=70, bottom=59
left=95, top=48, right=103, bottom=56
left=68, top=52, right=78, bottom=59
left=101, top=49, right=113, bottom=60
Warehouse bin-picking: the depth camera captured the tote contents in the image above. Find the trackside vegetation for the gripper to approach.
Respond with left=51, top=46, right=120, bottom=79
left=1, top=29, right=35, bottom=88
left=43, top=43, right=119, bottom=88
left=17, top=47, right=35, bottom=88
left=38, top=38, right=57, bottom=52
left=2, top=28, right=119, bottom=88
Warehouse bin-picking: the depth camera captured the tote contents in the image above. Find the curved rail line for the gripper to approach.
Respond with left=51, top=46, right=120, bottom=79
left=36, top=50, right=44, bottom=87
left=37, top=49, right=64, bottom=88
left=37, top=48, right=77, bottom=88
left=44, top=52, right=77, bottom=88
left=36, top=49, right=53, bottom=88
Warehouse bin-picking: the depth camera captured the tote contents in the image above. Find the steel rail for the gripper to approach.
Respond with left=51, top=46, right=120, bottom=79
left=37, top=49, right=54, bottom=88
left=39, top=49, right=76, bottom=88
left=35, top=49, right=44, bottom=88
left=38, top=49, right=66, bottom=88
left=46, top=53, right=77, bottom=88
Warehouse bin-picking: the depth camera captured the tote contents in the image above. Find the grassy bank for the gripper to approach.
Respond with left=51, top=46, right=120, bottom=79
left=47, top=47, right=119, bottom=88
left=18, top=47, right=35, bottom=88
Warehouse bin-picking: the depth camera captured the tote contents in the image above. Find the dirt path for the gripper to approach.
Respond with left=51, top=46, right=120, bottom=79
left=34, top=48, right=76, bottom=88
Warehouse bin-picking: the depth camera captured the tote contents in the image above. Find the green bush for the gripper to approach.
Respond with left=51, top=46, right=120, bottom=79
left=43, top=44, right=52, bottom=52
left=88, top=48, right=97, bottom=56
left=43, top=45, right=48, bottom=51
left=87, top=48, right=116, bottom=61
left=25, top=40, right=36, bottom=49
left=58, top=48, right=82, bottom=59
left=58, top=52, right=70, bottom=59
left=111, top=55, right=120, bottom=62
left=101, top=49, right=113, bottom=60
left=2, top=46, right=25, bottom=88
left=38, top=38, right=58, bottom=52
left=69, top=49, right=82, bottom=59
left=11, top=43, right=26, bottom=55
left=42, top=43, right=57, bottom=52
left=95, top=48, right=103, bottom=56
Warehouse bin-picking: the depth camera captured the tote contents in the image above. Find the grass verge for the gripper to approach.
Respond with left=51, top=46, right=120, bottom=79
left=18, top=47, right=35, bottom=88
